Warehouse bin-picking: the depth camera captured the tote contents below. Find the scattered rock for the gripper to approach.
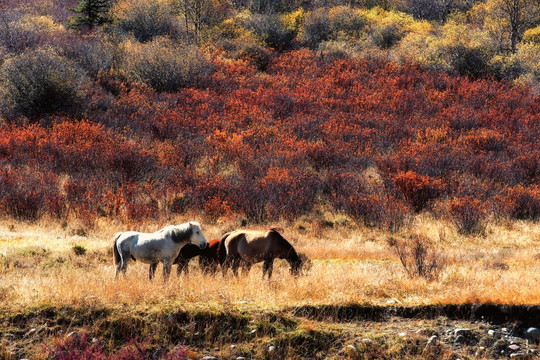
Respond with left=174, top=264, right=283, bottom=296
left=508, top=344, right=521, bottom=352
left=268, top=345, right=276, bottom=353
left=510, top=353, right=532, bottom=360
left=236, top=357, right=246, bottom=360
left=455, top=335, right=467, bottom=344
left=488, top=329, right=496, bottom=337
left=427, top=335, right=438, bottom=345
left=250, top=329, right=257, bottom=334
left=230, top=345, right=236, bottom=349
left=524, top=327, right=540, bottom=343
left=398, top=332, right=407, bottom=337
left=454, top=328, right=472, bottom=338
left=92, top=337, right=99, bottom=344
left=344, top=345, right=357, bottom=356
left=201, top=356, right=217, bottom=360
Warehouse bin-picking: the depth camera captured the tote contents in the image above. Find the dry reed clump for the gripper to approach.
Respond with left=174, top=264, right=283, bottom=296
left=387, top=234, right=446, bottom=280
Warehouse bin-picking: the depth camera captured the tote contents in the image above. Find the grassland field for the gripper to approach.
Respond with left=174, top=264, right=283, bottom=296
left=0, top=215, right=539, bottom=359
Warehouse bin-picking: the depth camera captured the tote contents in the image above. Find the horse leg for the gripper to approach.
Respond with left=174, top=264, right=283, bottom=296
left=117, top=254, right=130, bottom=278
left=262, top=258, right=274, bottom=279
left=199, top=257, right=209, bottom=274
left=115, top=263, right=121, bottom=278
left=221, top=257, right=230, bottom=277
left=162, top=257, right=172, bottom=281
left=241, top=262, right=252, bottom=276
left=177, top=259, right=188, bottom=277
left=149, top=263, right=158, bottom=280
left=231, top=257, right=240, bottom=277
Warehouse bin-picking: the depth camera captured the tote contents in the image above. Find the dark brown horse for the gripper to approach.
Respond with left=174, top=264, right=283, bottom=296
left=172, top=239, right=220, bottom=276
left=219, top=229, right=308, bottom=279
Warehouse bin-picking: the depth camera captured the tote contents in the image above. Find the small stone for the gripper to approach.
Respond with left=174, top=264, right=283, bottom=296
left=250, top=329, right=256, bottom=334
left=201, top=357, right=217, bottom=360
left=427, top=335, right=438, bottom=345
left=236, top=357, right=246, bottom=360
left=268, top=345, right=276, bottom=353
left=454, top=328, right=472, bottom=338
left=455, top=335, right=467, bottom=344
left=510, top=353, right=532, bottom=360
left=508, top=344, right=521, bottom=352
left=230, top=345, right=236, bottom=349
left=488, top=329, right=496, bottom=336
left=92, top=337, right=99, bottom=344
left=502, top=328, right=509, bottom=333
left=345, top=345, right=357, bottom=356
left=398, top=332, right=407, bottom=337
left=524, top=327, right=540, bottom=342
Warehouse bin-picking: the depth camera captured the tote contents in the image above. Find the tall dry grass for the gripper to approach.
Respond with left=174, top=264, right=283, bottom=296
left=0, top=215, right=539, bottom=312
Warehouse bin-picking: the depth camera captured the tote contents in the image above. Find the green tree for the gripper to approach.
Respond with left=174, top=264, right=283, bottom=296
left=68, top=0, right=111, bottom=30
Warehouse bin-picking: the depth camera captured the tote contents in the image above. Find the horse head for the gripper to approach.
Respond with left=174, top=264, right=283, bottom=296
left=188, top=221, right=207, bottom=249
left=290, top=252, right=311, bottom=276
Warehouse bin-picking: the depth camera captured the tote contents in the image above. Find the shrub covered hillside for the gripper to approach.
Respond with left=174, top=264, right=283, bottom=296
left=0, top=0, right=539, bottom=229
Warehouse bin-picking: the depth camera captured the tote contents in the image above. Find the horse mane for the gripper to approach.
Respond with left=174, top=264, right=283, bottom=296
left=165, top=222, right=195, bottom=244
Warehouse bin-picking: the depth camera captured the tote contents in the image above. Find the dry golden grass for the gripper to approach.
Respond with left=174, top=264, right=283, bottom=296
left=0, top=214, right=539, bottom=313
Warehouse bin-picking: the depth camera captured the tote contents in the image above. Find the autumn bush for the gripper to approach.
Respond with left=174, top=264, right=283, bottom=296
left=0, top=167, right=64, bottom=221
left=112, top=0, right=183, bottom=42
left=119, top=38, right=213, bottom=91
left=0, top=11, right=46, bottom=53
left=448, top=196, right=487, bottom=235
left=244, top=14, right=296, bottom=51
left=497, top=186, right=540, bottom=221
left=393, top=171, right=442, bottom=212
left=0, top=47, right=90, bottom=119
left=300, top=7, right=367, bottom=48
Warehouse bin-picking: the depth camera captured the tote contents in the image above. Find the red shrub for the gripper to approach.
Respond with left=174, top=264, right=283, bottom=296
left=448, top=196, right=487, bottom=235
left=0, top=167, right=64, bottom=220
left=496, top=185, right=540, bottom=221
left=394, top=171, right=442, bottom=212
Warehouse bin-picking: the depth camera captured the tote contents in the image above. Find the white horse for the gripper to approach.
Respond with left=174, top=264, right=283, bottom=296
left=113, top=222, right=207, bottom=280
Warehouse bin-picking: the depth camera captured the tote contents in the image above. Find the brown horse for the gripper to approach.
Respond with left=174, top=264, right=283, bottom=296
left=172, top=239, right=220, bottom=276
left=219, top=229, right=308, bottom=279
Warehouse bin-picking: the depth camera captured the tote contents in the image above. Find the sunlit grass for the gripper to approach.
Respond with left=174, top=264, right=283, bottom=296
left=0, top=215, right=539, bottom=313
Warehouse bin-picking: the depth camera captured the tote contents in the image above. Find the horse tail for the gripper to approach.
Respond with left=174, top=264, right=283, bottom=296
left=112, top=233, right=122, bottom=266
left=218, top=232, right=230, bottom=266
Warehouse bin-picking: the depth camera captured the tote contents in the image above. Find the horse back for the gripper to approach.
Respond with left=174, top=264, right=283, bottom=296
left=227, top=230, right=280, bottom=262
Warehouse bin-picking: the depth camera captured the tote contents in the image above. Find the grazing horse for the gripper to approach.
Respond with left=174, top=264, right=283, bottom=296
left=173, top=239, right=221, bottom=276
left=219, top=228, right=308, bottom=279
left=113, top=222, right=207, bottom=280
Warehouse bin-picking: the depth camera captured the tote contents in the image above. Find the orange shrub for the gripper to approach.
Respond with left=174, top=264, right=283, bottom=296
left=448, top=196, right=487, bottom=235
left=496, top=185, right=540, bottom=221
left=393, top=171, right=442, bottom=212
